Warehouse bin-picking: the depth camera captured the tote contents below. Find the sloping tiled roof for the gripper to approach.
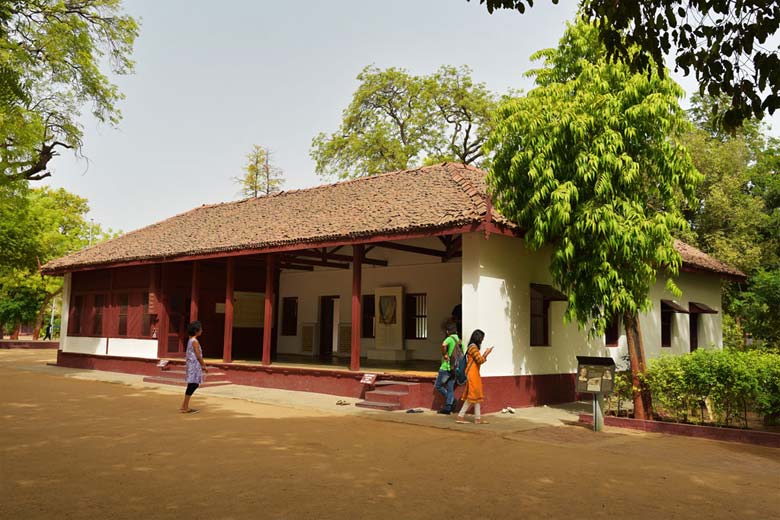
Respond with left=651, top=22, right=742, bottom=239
left=42, top=163, right=499, bottom=273
left=42, top=163, right=745, bottom=279
left=674, top=240, right=745, bottom=279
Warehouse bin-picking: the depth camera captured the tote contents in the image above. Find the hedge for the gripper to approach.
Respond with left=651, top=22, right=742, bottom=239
left=642, top=349, right=780, bottom=428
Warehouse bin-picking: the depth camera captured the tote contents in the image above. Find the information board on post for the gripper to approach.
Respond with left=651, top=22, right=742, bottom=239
left=575, top=356, right=616, bottom=395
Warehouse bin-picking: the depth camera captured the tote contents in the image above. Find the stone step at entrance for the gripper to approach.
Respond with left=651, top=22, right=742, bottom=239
left=355, top=381, right=427, bottom=411
left=143, top=368, right=231, bottom=388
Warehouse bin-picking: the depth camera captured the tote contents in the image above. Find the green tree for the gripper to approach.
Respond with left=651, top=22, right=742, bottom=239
left=680, top=128, right=766, bottom=273
left=472, top=0, right=780, bottom=130
left=0, top=186, right=112, bottom=337
left=235, top=145, right=285, bottom=198
left=311, top=65, right=497, bottom=179
left=0, top=0, right=139, bottom=182
left=681, top=95, right=780, bottom=348
left=486, top=20, right=701, bottom=420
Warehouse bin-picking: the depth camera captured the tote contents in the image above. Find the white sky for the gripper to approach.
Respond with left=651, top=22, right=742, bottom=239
left=43, top=0, right=780, bottom=234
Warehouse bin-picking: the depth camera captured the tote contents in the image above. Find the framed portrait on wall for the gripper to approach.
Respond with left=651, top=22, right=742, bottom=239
left=379, top=295, right=397, bottom=324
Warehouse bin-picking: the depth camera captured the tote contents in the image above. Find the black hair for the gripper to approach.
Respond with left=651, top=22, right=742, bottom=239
left=445, top=321, right=458, bottom=335
left=467, top=329, right=485, bottom=349
left=187, top=321, right=202, bottom=337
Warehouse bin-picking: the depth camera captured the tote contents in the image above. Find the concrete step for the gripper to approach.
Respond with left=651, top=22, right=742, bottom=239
left=364, top=389, right=408, bottom=405
left=354, top=400, right=401, bottom=411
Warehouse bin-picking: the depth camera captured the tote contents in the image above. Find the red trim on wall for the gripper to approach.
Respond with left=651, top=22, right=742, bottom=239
left=579, top=414, right=780, bottom=448
left=0, top=340, right=59, bottom=349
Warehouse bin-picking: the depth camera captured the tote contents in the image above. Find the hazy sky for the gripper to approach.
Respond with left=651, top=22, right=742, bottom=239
left=44, top=0, right=779, bottom=234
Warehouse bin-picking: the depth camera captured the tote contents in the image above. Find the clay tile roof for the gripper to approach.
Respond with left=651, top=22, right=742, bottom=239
left=42, top=163, right=499, bottom=274
left=674, top=239, right=746, bottom=279
left=41, top=163, right=744, bottom=280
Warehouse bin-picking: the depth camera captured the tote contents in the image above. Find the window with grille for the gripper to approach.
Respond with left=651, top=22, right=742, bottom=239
left=361, top=294, right=375, bottom=338
left=141, top=292, right=152, bottom=337
left=530, top=287, right=549, bottom=346
left=68, top=295, right=83, bottom=335
left=661, top=305, right=673, bottom=347
left=117, top=293, right=129, bottom=336
left=92, top=294, right=105, bottom=336
left=405, top=293, right=427, bottom=340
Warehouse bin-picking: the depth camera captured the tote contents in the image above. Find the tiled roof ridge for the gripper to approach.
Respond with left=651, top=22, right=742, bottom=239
left=102, top=164, right=463, bottom=242
left=242, top=163, right=450, bottom=202
left=446, top=163, right=488, bottom=216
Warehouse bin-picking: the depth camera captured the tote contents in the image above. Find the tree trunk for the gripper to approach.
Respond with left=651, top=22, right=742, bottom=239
left=623, top=311, right=653, bottom=420
left=32, top=290, right=61, bottom=341
left=10, top=323, right=21, bottom=340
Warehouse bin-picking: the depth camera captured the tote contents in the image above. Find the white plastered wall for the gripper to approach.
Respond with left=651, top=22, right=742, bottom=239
left=59, top=272, right=71, bottom=351
left=462, top=232, right=724, bottom=377
left=276, top=240, right=462, bottom=360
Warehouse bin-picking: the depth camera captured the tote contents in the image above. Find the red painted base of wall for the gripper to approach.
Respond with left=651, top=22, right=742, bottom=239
left=55, top=352, right=580, bottom=412
left=579, top=414, right=780, bottom=448
left=1, top=340, right=59, bottom=349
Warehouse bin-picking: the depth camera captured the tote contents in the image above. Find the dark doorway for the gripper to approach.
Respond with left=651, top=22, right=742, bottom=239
left=689, top=313, right=699, bottom=352
left=165, top=291, right=191, bottom=357
left=319, top=295, right=339, bottom=359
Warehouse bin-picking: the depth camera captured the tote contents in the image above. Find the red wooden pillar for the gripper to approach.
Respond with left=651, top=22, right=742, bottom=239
left=157, top=264, right=168, bottom=358
left=262, top=254, right=276, bottom=366
left=223, top=258, right=235, bottom=363
left=189, top=261, right=199, bottom=322
left=350, top=244, right=363, bottom=371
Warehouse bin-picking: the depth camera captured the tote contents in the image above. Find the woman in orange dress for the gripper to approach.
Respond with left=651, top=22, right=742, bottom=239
left=456, top=329, right=493, bottom=425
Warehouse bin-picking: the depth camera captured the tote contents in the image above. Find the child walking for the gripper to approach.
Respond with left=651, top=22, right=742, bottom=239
left=180, top=321, right=208, bottom=414
left=456, top=329, right=493, bottom=425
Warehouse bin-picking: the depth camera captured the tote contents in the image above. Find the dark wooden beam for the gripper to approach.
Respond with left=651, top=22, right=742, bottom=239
left=280, top=255, right=350, bottom=270
left=442, top=234, right=462, bottom=262
left=374, top=241, right=447, bottom=258
left=279, top=262, right=314, bottom=271
left=290, top=250, right=388, bottom=267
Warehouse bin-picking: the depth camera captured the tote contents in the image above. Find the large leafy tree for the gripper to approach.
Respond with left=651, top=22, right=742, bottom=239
left=311, top=65, right=497, bottom=179
left=0, top=0, right=139, bottom=182
left=486, top=20, right=701, bottom=419
left=0, top=185, right=112, bottom=337
left=472, top=0, right=780, bottom=130
left=683, top=97, right=780, bottom=348
left=235, top=145, right=285, bottom=198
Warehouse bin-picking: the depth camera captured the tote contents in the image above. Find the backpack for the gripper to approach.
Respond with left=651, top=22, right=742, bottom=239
left=449, top=338, right=467, bottom=386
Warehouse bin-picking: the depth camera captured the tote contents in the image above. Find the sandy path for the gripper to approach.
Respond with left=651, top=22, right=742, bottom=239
left=1, top=350, right=778, bottom=519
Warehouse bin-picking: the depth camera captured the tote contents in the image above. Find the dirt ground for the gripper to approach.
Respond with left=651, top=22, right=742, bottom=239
left=1, top=351, right=778, bottom=520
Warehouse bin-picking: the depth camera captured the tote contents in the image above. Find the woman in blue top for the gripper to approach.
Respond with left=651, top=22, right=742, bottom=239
left=180, top=321, right=208, bottom=413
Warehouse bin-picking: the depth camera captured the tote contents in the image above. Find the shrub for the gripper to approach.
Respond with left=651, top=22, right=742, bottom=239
left=644, top=348, right=779, bottom=428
